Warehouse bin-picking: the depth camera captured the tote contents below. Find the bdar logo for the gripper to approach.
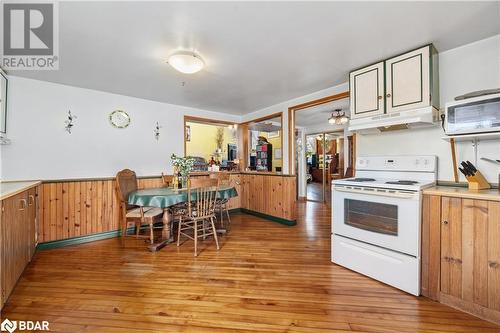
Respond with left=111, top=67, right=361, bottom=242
left=0, top=319, right=17, bottom=333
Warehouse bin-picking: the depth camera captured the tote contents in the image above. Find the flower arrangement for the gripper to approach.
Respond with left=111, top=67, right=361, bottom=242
left=170, top=154, right=195, bottom=178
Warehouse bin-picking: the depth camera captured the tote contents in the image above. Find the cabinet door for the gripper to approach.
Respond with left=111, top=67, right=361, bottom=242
left=385, top=46, right=430, bottom=113
left=1, top=192, right=30, bottom=306
left=349, top=62, right=385, bottom=119
left=440, top=197, right=463, bottom=298
left=440, top=198, right=500, bottom=312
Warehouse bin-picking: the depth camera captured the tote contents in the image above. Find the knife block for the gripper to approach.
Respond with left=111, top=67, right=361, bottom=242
left=465, top=170, right=491, bottom=191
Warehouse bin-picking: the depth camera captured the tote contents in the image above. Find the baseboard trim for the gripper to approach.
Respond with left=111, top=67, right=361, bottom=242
left=37, top=209, right=295, bottom=250
left=240, top=208, right=296, bottom=226
left=37, top=229, right=124, bottom=250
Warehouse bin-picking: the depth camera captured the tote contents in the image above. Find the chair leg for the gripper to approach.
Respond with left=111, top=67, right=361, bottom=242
left=194, top=220, right=198, bottom=257
left=149, top=223, right=154, bottom=244
left=177, top=216, right=182, bottom=246
left=135, top=222, right=140, bottom=238
left=121, top=218, right=127, bottom=238
left=210, top=217, right=220, bottom=250
left=225, top=204, right=231, bottom=230
left=202, top=220, right=206, bottom=240
left=220, top=205, right=224, bottom=229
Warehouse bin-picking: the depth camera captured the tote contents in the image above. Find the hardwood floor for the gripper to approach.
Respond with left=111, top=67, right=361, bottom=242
left=2, top=202, right=500, bottom=332
left=307, top=182, right=331, bottom=204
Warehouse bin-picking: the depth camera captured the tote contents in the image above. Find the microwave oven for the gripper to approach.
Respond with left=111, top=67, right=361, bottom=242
left=445, top=93, right=500, bottom=135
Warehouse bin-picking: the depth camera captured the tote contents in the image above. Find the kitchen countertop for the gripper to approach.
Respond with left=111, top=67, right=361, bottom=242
left=0, top=181, right=41, bottom=200
left=423, top=186, right=500, bottom=202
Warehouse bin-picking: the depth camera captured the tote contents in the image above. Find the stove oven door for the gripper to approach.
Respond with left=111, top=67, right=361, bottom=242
left=332, top=185, right=421, bottom=257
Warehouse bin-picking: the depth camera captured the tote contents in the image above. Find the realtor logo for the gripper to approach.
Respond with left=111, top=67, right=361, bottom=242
left=0, top=318, right=49, bottom=332
left=0, top=319, right=17, bottom=333
left=1, top=1, right=59, bottom=70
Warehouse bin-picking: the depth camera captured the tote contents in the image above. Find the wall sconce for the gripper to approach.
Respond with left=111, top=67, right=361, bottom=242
left=154, top=121, right=161, bottom=140
left=65, top=110, right=76, bottom=134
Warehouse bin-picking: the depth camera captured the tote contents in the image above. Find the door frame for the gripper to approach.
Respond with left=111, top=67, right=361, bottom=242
left=287, top=91, right=350, bottom=175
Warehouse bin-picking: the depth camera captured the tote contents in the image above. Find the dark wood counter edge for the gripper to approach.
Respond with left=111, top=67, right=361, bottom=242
left=6, top=172, right=296, bottom=183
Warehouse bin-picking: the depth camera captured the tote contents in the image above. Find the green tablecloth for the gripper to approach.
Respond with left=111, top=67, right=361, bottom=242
left=128, top=186, right=238, bottom=208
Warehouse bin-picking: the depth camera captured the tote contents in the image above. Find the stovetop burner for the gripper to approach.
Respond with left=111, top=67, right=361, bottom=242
left=385, top=180, right=419, bottom=185
left=346, top=178, right=376, bottom=182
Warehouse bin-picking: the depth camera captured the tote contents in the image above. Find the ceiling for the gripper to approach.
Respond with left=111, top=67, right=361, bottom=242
left=295, top=98, right=350, bottom=128
left=10, top=1, right=500, bottom=115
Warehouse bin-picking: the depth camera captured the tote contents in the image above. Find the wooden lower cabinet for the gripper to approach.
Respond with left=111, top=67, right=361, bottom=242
left=240, top=174, right=296, bottom=222
left=421, top=194, right=500, bottom=324
left=192, top=173, right=296, bottom=222
left=0, top=186, right=39, bottom=309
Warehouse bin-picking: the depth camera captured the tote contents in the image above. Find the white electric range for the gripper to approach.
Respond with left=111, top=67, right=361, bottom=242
left=331, top=155, right=437, bottom=295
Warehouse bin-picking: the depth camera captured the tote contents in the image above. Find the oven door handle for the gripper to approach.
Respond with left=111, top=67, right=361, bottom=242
left=334, top=187, right=418, bottom=199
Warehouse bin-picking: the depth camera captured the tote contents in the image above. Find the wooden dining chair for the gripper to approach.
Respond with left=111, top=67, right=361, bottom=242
left=177, top=177, right=220, bottom=256
left=209, top=173, right=232, bottom=230
left=116, top=169, right=164, bottom=244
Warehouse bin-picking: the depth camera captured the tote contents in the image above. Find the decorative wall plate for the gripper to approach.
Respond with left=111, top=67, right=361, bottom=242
left=109, top=110, right=130, bottom=128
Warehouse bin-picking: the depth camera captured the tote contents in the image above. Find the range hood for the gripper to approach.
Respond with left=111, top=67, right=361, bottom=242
left=348, top=106, right=439, bottom=133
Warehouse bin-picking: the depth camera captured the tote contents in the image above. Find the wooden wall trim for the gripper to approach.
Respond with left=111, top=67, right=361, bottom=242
left=287, top=91, right=350, bottom=175
left=37, top=173, right=296, bottom=244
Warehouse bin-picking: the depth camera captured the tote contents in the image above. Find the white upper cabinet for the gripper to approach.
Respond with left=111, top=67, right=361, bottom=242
left=349, top=45, right=439, bottom=119
left=386, top=46, right=430, bottom=113
left=350, top=62, right=385, bottom=119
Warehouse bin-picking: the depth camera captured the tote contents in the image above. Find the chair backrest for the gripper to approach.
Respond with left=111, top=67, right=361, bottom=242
left=161, top=173, right=174, bottom=187
left=116, top=169, right=138, bottom=209
left=209, top=172, right=231, bottom=185
left=187, top=177, right=219, bottom=218
left=189, top=177, right=218, bottom=189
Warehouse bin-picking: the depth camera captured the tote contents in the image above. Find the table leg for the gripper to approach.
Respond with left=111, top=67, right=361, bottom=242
left=147, top=208, right=174, bottom=252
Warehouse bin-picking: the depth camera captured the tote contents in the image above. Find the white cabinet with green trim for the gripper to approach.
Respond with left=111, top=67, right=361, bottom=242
left=349, top=45, right=439, bottom=120
left=349, top=62, right=385, bottom=119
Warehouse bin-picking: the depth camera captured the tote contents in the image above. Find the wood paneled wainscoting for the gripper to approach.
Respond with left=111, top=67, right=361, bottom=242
left=38, top=177, right=164, bottom=244
left=38, top=173, right=296, bottom=247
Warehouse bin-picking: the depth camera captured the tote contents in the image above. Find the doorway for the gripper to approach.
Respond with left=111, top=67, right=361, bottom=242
left=289, top=92, right=356, bottom=203
left=305, top=131, right=345, bottom=202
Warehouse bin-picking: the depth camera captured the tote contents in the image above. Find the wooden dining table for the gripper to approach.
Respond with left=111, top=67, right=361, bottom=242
left=128, top=186, right=238, bottom=251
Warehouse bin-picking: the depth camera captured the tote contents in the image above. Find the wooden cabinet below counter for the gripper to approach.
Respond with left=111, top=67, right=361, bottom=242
left=240, top=174, right=296, bottom=223
left=421, top=193, right=500, bottom=324
left=1, top=184, right=39, bottom=309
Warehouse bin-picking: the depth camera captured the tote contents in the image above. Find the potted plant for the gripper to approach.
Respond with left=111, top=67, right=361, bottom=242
left=171, top=154, right=195, bottom=188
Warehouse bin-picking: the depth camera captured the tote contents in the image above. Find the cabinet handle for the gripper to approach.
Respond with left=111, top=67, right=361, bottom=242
left=19, top=198, right=27, bottom=210
left=386, top=93, right=391, bottom=98
left=29, top=194, right=35, bottom=206
left=377, top=96, right=383, bottom=100
left=442, top=220, right=448, bottom=225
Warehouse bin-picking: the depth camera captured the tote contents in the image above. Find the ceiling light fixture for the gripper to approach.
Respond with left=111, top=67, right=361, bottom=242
left=167, top=51, right=205, bottom=74
left=328, top=109, right=350, bottom=125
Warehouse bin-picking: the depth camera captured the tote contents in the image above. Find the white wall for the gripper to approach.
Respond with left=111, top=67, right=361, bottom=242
left=357, top=34, right=500, bottom=183
left=244, top=34, right=500, bottom=184
left=242, top=82, right=349, bottom=174
left=0, top=77, right=240, bottom=180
